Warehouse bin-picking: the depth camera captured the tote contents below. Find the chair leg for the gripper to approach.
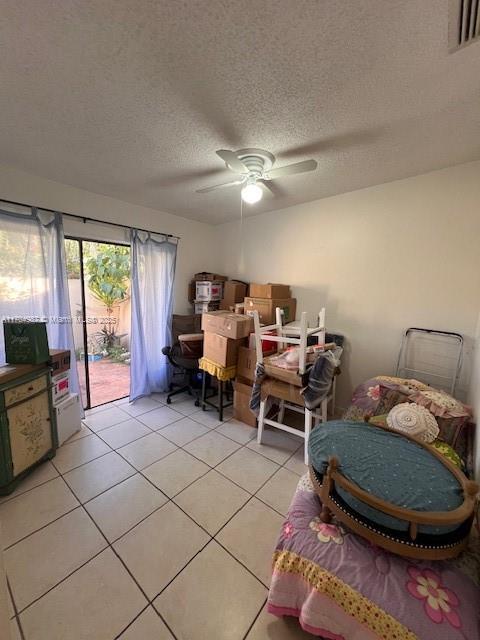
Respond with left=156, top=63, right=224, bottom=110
left=304, top=408, right=312, bottom=465
left=257, top=400, right=266, bottom=444
left=278, top=399, right=285, bottom=424
left=218, top=380, right=224, bottom=422
left=201, top=371, right=207, bottom=411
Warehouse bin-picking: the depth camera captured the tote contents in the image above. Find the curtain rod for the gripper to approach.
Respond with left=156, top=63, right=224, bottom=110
left=0, top=197, right=181, bottom=240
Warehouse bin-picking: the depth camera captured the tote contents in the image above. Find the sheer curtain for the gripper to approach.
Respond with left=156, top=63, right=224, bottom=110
left=0, top=207, right=80, bottom=399
left=130, top=230, right=177, bottom=401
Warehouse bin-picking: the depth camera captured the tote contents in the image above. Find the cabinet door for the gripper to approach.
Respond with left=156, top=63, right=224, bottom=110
left=7, top=391, right=52, bottom=476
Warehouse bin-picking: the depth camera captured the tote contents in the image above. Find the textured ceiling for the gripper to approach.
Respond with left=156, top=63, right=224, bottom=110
left=1, top=1, right=480, bottom=224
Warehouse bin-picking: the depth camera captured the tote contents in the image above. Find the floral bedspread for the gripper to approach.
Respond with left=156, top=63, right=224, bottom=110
left=267, top=475, right=480, bottom=640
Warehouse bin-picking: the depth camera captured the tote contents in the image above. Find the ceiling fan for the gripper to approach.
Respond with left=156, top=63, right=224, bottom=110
left=196, top=148, right=318, bottom=204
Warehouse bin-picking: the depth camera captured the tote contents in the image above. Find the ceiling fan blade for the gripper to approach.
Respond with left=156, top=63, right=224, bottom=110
left=265, top=159, right=318, bottom=179
left=196, top=179, right=244, bottom=194
left=258, top=179, right=287, bottom=198
left=216, top=149, right=249, bottom=174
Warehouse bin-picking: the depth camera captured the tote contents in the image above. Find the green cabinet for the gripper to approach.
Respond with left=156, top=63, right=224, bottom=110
left=0, top=364, right=57, bottom=495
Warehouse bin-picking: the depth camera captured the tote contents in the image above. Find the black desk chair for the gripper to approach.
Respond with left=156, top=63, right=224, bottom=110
left=162, top=314, right=203, bottom=405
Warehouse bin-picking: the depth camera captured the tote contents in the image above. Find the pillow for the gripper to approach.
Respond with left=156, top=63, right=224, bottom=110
left=410, top=388, right=471, bottom=419
left=386, top=402, right=439, bottom=443
left=368, top=414, right=388, bottom=428
left=431, top=440, right=464, bottom=469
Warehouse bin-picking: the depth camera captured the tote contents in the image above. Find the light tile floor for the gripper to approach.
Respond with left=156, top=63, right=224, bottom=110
left=1, top=393, right=313, bottom=640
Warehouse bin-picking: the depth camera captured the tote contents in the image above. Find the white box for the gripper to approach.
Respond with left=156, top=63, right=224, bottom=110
left=52, top=371, right=70, bottom=406
left=55, top=393, right=82, bottom=446
left=195, top=280, right=223, bottom=301
left=194, top=300, right=220, bottom=314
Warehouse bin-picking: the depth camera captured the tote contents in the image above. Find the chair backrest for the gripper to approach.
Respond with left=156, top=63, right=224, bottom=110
left=252, top=307, right=326, bottom=374
left=171, top=314, right=202, bottom=345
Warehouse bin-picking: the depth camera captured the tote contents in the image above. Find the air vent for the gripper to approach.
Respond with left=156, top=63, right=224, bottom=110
left=449, top=0, right=480, bottom=51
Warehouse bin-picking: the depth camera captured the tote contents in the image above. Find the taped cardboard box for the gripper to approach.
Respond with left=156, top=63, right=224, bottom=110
left=234, top=380, right=257, bottom=427
left=249, top=283, right=291, bottom=298
left=244, top=297, right=297, bottom=324
left=201, top=311, right=253, bottom=339
left=203, top=332, right=246, bottom=367
left=220, top=280, right=248, bottom=311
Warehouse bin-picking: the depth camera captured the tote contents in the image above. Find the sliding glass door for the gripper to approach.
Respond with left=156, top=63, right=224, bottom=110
left=65, top=238, right=131, bottom=408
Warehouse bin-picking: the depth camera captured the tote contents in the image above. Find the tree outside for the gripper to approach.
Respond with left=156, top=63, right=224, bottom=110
left=84, top=243, right=131, bottom=362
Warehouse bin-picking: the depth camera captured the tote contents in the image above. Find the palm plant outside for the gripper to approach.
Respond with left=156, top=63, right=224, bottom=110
left=85, top=244, right=130, bottom=355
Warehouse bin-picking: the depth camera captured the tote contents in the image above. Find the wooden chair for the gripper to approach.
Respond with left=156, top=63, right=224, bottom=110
left=253, top=307, right=327, bottom=465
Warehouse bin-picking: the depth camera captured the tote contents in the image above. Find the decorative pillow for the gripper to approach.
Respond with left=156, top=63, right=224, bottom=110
left=376, top=376, right=430, bottom=392
left=431, top=440, right=464, bottom=469
left=367, top=414, right=388, bottom=428
left=343, top=377, right=410, bottom=421
left=386, top=402, right=439, bottom=443
left=410, top=388, right=471, bottom=419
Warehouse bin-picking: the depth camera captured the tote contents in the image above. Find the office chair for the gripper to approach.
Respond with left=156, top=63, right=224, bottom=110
left=162, top=314, right=203, bottom=405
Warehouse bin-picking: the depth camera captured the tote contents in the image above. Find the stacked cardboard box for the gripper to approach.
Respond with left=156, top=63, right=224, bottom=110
left=220, top=280, right=248, bottom=311
left=244, top=283, right=296, bottom=324
left=201, top=311, right=252, bottom=368
left=189, top=272, right=228, bottom=314
left=234, top=346, right=257, bottom=426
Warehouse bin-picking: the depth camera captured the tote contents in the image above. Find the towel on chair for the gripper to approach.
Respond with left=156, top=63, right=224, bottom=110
left=301, top=346, right=342, bottom=410
left=250, top=362, right=267, bottom=416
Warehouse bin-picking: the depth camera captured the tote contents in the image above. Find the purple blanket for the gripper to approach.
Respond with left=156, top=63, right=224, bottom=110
left=267, top=475, right=480, bottom=639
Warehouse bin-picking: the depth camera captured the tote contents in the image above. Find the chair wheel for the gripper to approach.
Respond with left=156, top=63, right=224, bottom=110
left=194, top=399, right=200, bottom=407
left=166, top=397, right=172, bottom=404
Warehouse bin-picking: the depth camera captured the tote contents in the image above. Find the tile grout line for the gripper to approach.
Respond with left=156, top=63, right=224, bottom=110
left=54, top=461, right=186, bottom=640
left=54, top=474, right=182, bottom=640
left=113, top=602, right=178, bottom=640
left=242, top=596, right=268, bottom=640
left=7, top=578, right=26, bottom=640
left=5, top=398, right=305, bottom=637
left=51, top=448, right=118, bottom=476
left=14, top=545, right=108, bottom=617
left=3, top=411, right=302, bottom=549
left=2, top=502, right=82, bottom=552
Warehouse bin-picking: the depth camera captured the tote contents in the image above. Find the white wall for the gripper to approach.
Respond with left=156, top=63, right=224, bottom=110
left=215, top=161, right=480, bottom=413
left=468, top=312, right=480, bottom=479
left=0, top=163, right=217, bottom=314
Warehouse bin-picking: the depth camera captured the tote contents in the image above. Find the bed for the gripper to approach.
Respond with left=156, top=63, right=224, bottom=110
left=267, top=474, right=480, bottom=639
left=308, top=420, right=478, bottom=559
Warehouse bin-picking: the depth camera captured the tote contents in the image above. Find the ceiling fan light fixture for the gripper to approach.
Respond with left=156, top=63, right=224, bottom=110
left=241, top=181, right=263, bottom=204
